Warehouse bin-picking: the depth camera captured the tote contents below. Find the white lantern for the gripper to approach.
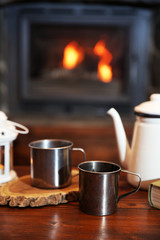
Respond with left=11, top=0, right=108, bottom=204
left=0, top=111, right=29, bottom=184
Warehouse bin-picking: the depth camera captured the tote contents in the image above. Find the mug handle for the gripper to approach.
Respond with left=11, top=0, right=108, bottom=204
left=72, top=148, right=86, bottom=177
left=72, top=148, right=86, bottom=161
left=117, top=169, right=141, bottom=202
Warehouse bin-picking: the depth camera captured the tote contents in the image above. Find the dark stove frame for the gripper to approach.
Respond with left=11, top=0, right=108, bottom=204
left=2, top=3, right=152, bottom=116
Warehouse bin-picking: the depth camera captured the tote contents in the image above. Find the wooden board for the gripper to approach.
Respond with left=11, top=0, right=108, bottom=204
left=0, top=169, right=79, bottom=207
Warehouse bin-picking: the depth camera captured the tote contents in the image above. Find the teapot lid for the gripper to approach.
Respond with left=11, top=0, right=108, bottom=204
left=134, top=94, right=160, bottom=118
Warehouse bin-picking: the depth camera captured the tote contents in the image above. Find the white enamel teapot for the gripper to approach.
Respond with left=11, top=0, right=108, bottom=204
left=107, top=94, right=160, bottom=190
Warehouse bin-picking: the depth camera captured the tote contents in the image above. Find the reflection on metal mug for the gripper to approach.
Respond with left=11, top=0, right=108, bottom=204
left=29, top=139, right=86, bottom=189
left=78, top=161, right=141, bottom=216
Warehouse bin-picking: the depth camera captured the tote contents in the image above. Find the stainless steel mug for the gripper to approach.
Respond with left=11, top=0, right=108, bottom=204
left=29, top=139, right=86, bottom=189
left=78, top=161, right=141, bottom=216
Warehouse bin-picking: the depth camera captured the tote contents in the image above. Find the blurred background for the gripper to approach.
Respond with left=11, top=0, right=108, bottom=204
left=0, top=0, right=160, bottom=166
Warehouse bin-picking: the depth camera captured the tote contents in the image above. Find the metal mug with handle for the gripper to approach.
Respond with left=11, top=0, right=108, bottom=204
left=29, top=139, right=86, bottom=189
left=78, top=161, right=141, bottom=216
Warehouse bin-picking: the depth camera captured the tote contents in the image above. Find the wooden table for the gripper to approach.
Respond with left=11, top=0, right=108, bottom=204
left=0, top=166, right=160, bottom=240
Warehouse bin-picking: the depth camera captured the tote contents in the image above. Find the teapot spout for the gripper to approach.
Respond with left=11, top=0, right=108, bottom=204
left=107, top=108, right=131, bottom=168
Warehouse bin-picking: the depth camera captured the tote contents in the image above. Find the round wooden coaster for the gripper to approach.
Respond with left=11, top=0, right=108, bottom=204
left=0, top=169, right=79, bottom=207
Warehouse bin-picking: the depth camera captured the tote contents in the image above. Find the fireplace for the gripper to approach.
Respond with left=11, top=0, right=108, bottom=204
left=0, top=3, right=152, bottom=116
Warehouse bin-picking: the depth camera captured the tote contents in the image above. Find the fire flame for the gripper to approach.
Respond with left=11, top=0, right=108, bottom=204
left=98, top=59, right=112, bottom=83
left=63, top=41, right=84, bottom=70
left=62, top=40, right=113, bottom=83
left=94, top=40, right=113, bottom=83
left=93, top=40, right=112, bottom=64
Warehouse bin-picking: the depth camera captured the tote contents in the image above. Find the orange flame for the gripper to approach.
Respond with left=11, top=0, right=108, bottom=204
left=94, top=40, right=106, bottom=56
left=63, top=41, right=84, bottom=70
left=93, top=40, right=112, bottom=64
left=62, top=40, right=113, bottom=83
left=98, top=59, right=112, bottom=83
left=94, top=40, right=113, bottom=82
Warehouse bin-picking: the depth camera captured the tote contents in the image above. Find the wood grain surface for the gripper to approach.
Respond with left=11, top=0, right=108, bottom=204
left=1, top=167, right=160, bottom=240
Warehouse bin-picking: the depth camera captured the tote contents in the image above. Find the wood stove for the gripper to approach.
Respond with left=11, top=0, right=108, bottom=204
left=0, top=3, right=152, bottom=116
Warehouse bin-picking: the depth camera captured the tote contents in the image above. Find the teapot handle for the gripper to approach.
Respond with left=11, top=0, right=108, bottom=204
left=117, top=169, right=141, bottom=202
left=8, top=120, right=29, bottom=134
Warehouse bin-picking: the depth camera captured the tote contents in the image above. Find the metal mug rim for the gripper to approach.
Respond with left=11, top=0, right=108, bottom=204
left=29, top=139, right=73, bottom=150
left=78, top=160, right=121, bottom=175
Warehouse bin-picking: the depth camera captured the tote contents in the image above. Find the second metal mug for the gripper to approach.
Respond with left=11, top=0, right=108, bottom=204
left=29, top=139, right=86, bottom=189
left=78, top=161, right=141, bottom=216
